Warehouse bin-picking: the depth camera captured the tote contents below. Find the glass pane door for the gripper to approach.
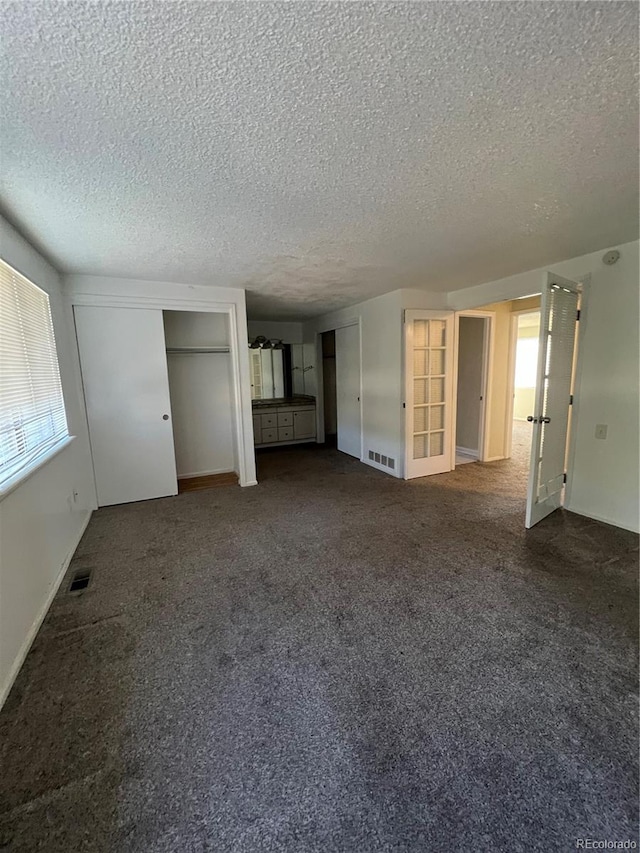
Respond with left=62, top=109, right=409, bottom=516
left=405, top=311, right=454, bottom=479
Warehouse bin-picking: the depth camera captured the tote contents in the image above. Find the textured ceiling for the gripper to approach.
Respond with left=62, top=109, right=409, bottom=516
left=1, top=2, right=638, bottom=320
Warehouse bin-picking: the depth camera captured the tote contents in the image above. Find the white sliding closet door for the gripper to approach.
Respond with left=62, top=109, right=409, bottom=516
left=525, top=273, right=580, bottom=528
left=405, top=310, right=455, bottom=478
left=74, top=306, right=177, bottom=506
left=335, top=324, right=362, bottom=459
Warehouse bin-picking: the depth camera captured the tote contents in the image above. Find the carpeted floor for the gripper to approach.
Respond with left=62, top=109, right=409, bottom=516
left=0, top=438, right=638, bottom=852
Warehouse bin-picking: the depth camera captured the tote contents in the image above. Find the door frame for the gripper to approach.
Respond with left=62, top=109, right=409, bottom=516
left=68, top=291, right=257, bottom=487
left=559, top=275, right=590, bottom=511
left=451, top=310, right=494, bottom=466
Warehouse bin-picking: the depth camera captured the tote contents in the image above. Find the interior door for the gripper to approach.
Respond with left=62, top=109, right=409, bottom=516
left=74, top=306, right=178, bottom=506
left=335, top=324, right=361, bottom=459
left=525, top=273, right=580, bottom=528
left=405, top=310, right=455, bottom=478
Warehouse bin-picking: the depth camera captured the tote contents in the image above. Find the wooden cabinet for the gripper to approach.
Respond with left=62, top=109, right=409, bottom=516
left=293, top=409, right=316, bottom=440
left=253, top=404, right=316, bottom=447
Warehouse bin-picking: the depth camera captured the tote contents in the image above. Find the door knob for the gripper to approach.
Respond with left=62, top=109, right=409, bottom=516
left=526, top=416, right=537, bottom=423
left=540, top=416, right=551, bottom=424
left=162, top=414, right=169, bottom=421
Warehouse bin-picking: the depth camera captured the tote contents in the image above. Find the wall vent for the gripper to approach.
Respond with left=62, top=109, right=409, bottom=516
left=68, top=568, right=92, bottom=594
left=367, top=451, right=395, bottom=471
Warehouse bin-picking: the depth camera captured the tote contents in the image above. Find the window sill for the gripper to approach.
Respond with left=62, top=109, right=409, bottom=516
left=0, top=436, right=76, bottom=501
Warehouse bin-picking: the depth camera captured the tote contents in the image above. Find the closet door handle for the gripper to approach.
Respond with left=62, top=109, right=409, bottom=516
left=162, top=414, right=170, bottom=421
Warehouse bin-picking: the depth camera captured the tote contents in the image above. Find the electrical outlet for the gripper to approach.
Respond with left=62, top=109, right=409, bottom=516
left=595, top=424, right=608, bottom=440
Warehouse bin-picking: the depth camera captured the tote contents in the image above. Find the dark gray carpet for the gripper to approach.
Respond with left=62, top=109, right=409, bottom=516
left=1, top=431, right=638, bottom=852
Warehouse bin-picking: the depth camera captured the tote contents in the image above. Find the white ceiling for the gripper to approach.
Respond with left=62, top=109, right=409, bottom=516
left=1, top=2, right=637, bottom=320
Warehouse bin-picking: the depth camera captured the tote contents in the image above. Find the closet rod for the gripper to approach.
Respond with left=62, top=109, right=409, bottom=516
left=166, top=346, right=230, bottom=354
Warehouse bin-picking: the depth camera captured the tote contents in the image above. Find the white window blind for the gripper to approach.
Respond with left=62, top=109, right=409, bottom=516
left=0, top=258, right=69, bottom=486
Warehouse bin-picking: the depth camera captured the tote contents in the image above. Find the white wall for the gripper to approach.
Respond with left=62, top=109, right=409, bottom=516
left=247, top=320, right=303, bottom=344
left=164, top=312, right=235, bottom=478
left=513, top=319, right=540, bottom=421
left=65, top=275, right=257, bottom=488
left=304, top=288, right=446, bottom=477
left=449, top=240, right=640, bottom=533
left=305, top=290, right=405, bottom=475
left=0, top=217, right=96, bottom=706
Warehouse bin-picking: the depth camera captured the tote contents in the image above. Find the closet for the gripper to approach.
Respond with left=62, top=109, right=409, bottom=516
left=163, top=311, right=235, bottom=483
left=74, top=305, right=238, bottom=507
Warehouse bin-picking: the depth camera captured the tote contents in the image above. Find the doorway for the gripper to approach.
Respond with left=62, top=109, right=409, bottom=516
left=163, top=311, right=237, bottom=490
left=509, top=309, right=541, bottom=469
left=321, top=331, right=337, bottom=447
left=466, top=275, right=582, bottom=528
left=454, top=315, right=491, bottom=466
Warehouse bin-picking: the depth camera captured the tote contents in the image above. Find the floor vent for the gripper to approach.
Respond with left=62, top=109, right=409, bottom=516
left=368, top=451, right=395, bottom=471
left=68, top=569, right=92, bottom=593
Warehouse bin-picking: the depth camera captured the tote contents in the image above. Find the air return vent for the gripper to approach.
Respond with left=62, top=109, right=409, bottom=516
left=367, top=452, right=395, bottom=471
left=68, top=568, right=92, bottom=593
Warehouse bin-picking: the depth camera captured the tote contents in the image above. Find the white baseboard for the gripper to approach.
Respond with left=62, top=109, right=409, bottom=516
left=178, top=467, right=235, bottom=479
left=240, top=479, right=258, bottom=487
left=456, top=446, right=479, bottom=459
left=564, top=504, right=640, bottom=534
left=484, top=455, right=506, bottom=462
left=0, top=509, right=93, bottom=709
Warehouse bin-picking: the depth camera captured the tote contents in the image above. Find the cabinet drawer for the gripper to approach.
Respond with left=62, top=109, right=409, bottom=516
left=277, top=412, right=293, bottom=427
left=261, top=427, right=278, bottom=443
left=261, top=413, right=277, bottom=429
left=278, top=427, right=294, bottom=441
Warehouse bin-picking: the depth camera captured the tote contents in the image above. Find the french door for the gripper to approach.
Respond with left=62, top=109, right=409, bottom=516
left=525, top=273, right=580, bottom=528
left=404, top=310, right=455, bottom=478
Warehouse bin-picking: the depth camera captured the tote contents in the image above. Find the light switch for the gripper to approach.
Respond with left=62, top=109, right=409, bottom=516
left=595, top=424, right=608, bottom=440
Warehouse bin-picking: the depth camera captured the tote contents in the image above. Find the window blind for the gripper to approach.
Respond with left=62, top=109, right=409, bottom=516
left=0, top=258, right=69, bottom=486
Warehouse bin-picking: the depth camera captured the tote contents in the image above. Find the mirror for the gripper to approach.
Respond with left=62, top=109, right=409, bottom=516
left=249, top=342, right=293, bottom=400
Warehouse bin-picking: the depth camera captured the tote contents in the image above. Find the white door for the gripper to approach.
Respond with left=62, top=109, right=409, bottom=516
left=74, top=306, right=178, bottom=506
left=525, top=273, right=580, bottom=528
left=405, top=310, right=455, bottom=478
left=335, top=324, right=361, bottom=459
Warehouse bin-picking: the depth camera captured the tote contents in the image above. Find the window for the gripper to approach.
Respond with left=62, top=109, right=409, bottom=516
left=0, top=258, right=69, bottom=488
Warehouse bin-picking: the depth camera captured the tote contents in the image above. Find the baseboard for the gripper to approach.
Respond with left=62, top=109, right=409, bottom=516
left=564, top=504, right=640, bottom=534
left=483, top=455, right=506, bottom=462
left=456, top=446, right=479, bottom=459
left=177, top=467, right=235, bottom=479
left=0, top=509, right=93, bottom=709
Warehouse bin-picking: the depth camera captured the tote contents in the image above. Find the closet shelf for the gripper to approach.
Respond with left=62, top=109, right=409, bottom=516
left=166, top=346, right=230, bottom=354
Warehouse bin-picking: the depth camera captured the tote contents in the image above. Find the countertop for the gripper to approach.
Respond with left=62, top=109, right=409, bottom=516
left=252, top=395, right=316, bottom=410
